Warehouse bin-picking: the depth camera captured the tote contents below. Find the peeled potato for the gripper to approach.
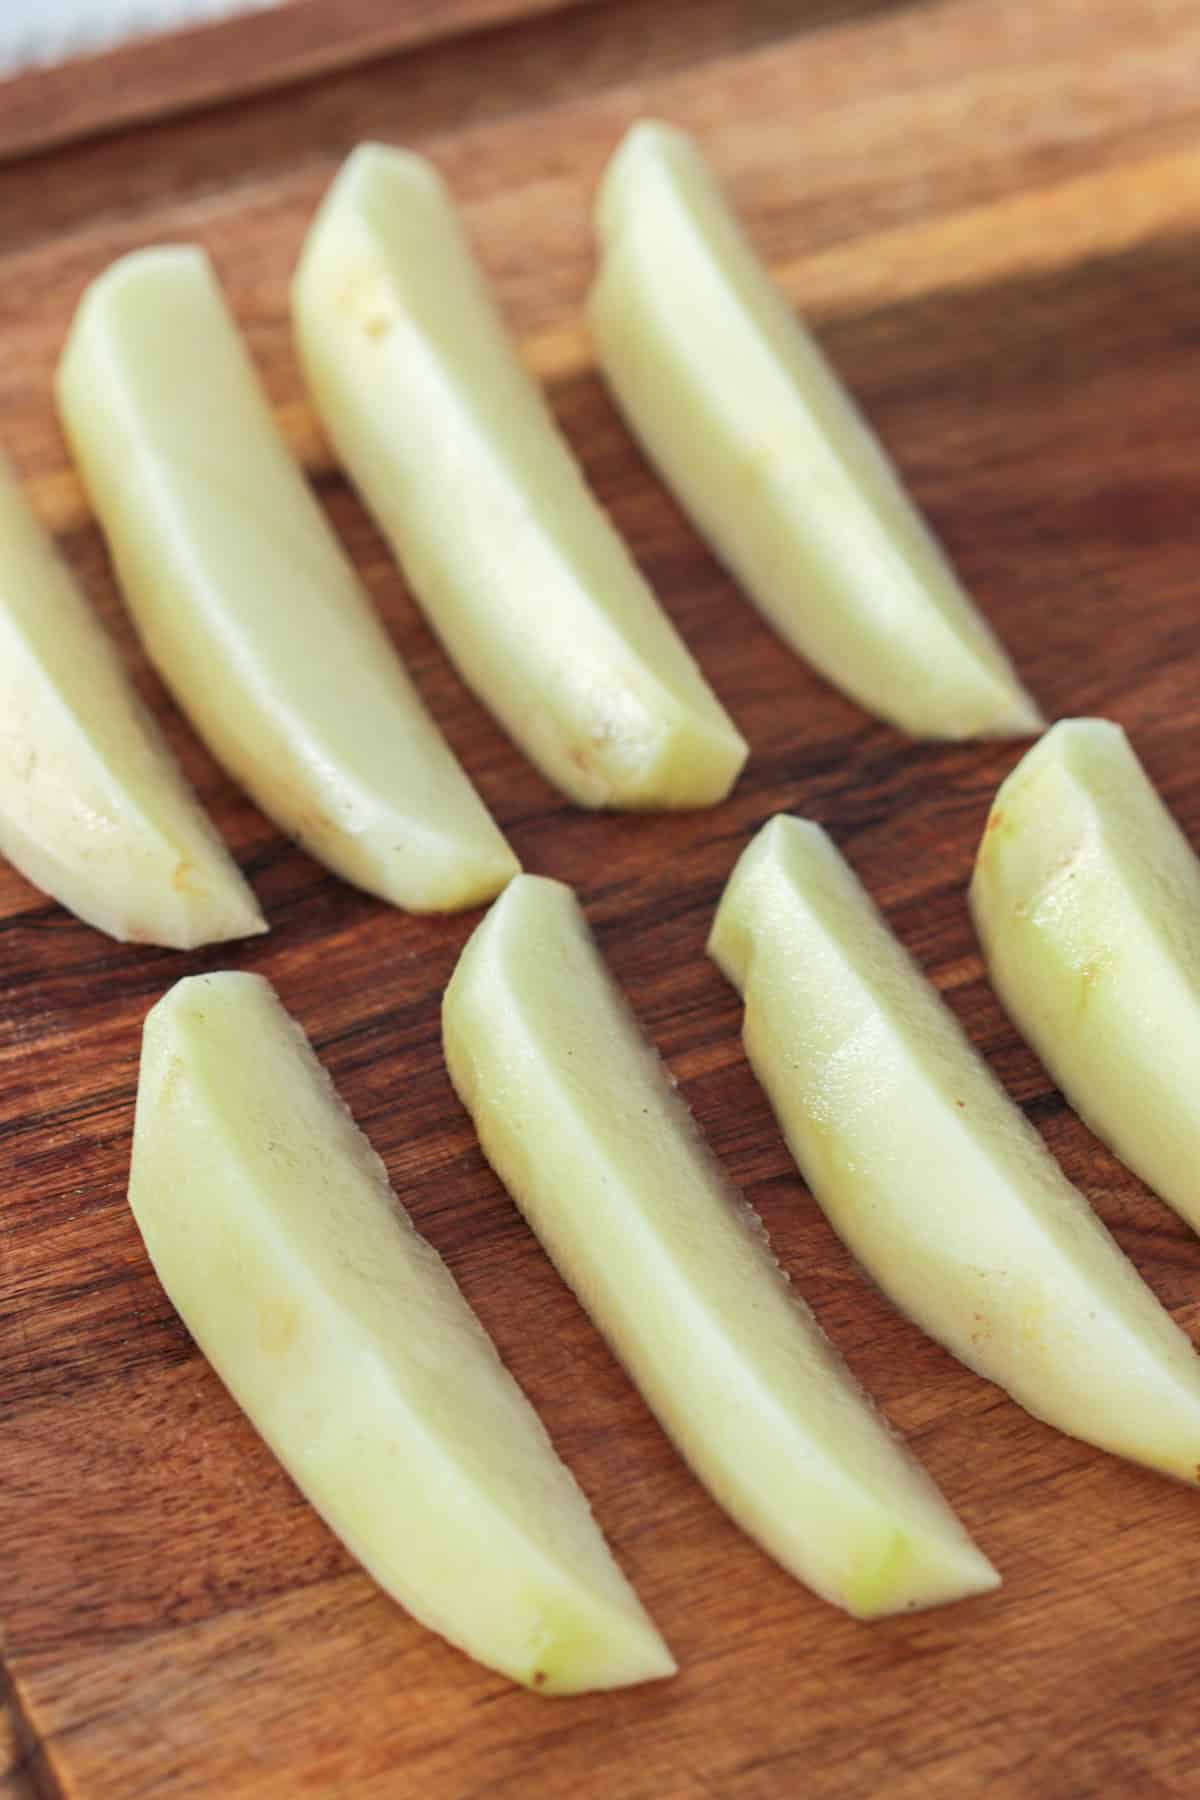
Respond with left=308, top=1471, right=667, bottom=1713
left=445, top=874, right=998, bottom=1619
left=293, top=142, right=747, bottom=811
left=58, top=246, right=517, bottom=914
left=711, top=814, right=1200, bottom=1485
left=0, top=456, right=263, bottom=946
left=130, top=971, right=674, bottom=1695
left=590, top=121, right=1041, bottom=740
left=972, top=717, right=1200, bottom=1238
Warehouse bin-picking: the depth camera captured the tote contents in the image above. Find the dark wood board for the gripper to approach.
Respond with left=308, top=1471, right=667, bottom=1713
left=4, top=0, right=1200, bottom=1793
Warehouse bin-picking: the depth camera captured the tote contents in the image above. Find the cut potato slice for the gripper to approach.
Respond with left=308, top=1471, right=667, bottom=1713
left=971, top=717, right=1200, bottom=1236
left=0, top=457, right=263, bottom=946
left=58, top=246, right=516, bottom=914
left=129, top=971, right=673, bottom=1695
left=590, top=121, right=1042, bottom=740
left=710, top=815, right=1200, bottom=1483
left=444, top=875, right=998, bottom=1618
left=292, top=143, right=747, bottom=810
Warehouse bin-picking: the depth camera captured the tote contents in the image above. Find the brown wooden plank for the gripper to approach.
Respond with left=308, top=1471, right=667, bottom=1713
left=4, top=0, right=1200, bottom=1792
left=0, top=0, right=597, bottom=166
left=1, top=0, right=1197, bottom=490
left=0, top=0, right=900, bottom=258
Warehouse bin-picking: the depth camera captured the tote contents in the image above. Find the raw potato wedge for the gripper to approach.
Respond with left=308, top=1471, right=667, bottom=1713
left=58, top=247, right=517, bottom=914
left=710, top=816, right=1200, bottom=1484
left=0, top=457, right=263, bottom=946
left=292, top=143, right=747, bottom=811
left=971, top=718, right=1200, bottom=1236
left=444, top=875, right=998, bottom=1619
left=590, top=122, right=1042, bottom=741
left=129, top=972, right=674, bottom=1696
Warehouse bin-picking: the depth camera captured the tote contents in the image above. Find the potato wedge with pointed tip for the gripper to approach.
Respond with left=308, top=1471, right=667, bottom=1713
left=292, top=143, right=747, bottom=811
left=129, top=971, right=673, bottom=1695
left=971, top=717, right=1200, bottom=1236
left=57, top=246, right=516, bottom=914
left=444, top=874, right=998, bottom=1619
left=0, top=457, right=263, bottom=946
left=589, top=121, right=1041, bottom=741
left=710, top=815, right=1200, bottom=1484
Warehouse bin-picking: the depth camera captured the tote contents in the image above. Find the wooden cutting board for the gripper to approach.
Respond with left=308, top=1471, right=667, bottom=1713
left=5, top=0, right=1200, bottom=1792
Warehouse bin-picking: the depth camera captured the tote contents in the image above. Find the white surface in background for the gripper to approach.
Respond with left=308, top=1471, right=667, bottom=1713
left=0, top=0, right=287, bottom=74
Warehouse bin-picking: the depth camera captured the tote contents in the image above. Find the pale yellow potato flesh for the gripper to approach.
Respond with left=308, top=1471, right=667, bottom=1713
left=0, top=458, right=263, bottom=946
left=57, top=247, right=516, bottom=914
left=971, top=717, right=1200, bottom=1237
left=710, top=815, right=1200, bottom=1484
left=589, top=122, right=1042, bottom=741
left=292, top=143, right=747, bottom=811
left=443, top=875, right=998, bottom=1619
left=129, top=971, right=673, bottom=1695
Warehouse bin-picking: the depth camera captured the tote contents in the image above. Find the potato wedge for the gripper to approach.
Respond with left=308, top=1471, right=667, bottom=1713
left=129, top=971, right=673, bottom=1695
left=292, top=143, right=747, bottom=810
left=0, top=456, right=263, bottom=946
left=590, top=122, right=1042, bottom=740
left=710, top=815, right=1200, bottom=1483
left=58, top=247, right=517, bottom=914
left=971, top=718, right=1200, bottom=1236
left=444, top=875, right=998, bottom=1619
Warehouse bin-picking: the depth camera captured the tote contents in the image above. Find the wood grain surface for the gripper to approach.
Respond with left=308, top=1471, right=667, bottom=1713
left=1, top=1693, right=33, bottom=1800
left=0, top=0, right=597, bottom=165
left=4, top=0, right=1200, bottom=1794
